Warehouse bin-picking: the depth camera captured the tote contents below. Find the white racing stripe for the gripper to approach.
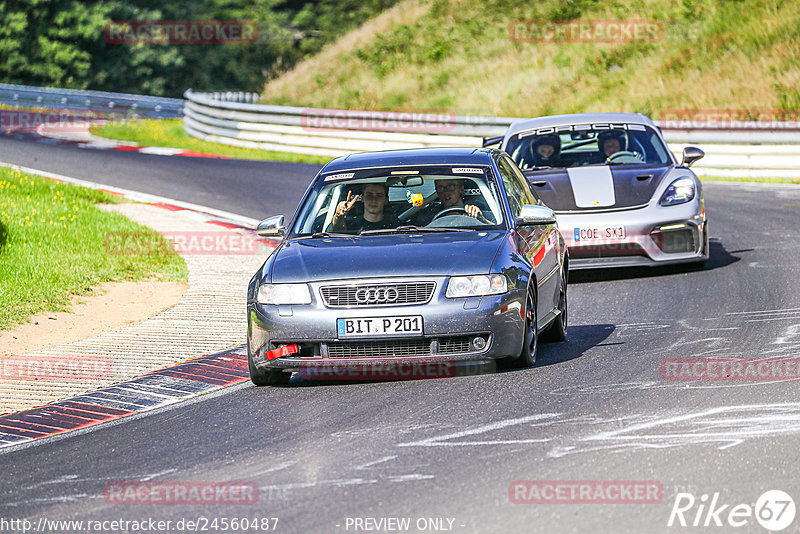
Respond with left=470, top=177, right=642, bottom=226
left=567, top=166, right=616, bottom=207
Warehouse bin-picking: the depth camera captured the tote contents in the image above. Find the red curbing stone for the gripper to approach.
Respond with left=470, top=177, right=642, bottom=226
left=0, top=423, right=52, bottom=438
left=56, top=401, right=134, bottom=416
left=149, top=202, right=185, bottom=211
left=205, top=220, right=243, bottom=230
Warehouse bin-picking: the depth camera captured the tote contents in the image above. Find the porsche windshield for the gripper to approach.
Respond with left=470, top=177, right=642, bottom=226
left=291, top=165, right=506, bottom=237
left=506, top=124, right=672, bottom=169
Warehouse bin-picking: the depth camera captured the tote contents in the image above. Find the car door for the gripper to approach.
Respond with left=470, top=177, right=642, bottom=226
left=497, top=155, right=560, bottom=327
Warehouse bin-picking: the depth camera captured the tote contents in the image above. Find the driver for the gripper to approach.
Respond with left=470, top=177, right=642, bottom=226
left=531, top=134, right=561, bottom=167
left=597, top=130, right=627, bottom=160
left=331, top=182, right=398, bottom=232
left=414, top=179, right=486, bottom=226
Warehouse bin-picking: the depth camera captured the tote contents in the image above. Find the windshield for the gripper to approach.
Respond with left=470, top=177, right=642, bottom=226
left=506, top=124, right=672, bottom=169
left=291, top=165, right=506, bottom=237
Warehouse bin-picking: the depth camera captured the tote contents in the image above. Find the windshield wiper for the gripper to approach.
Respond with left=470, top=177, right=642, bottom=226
left=310, top=231, right=354, bottom=238
left=359, top=225, right=471, bottom=235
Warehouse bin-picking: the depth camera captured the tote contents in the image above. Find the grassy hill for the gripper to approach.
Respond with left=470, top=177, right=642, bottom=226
left=260, top=0, right=800, bottom=120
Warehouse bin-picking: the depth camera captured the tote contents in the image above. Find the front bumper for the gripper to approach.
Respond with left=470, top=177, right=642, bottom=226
left=248, top=277, right=526, bottom=371
left=556, top=199, right=707, bottom=269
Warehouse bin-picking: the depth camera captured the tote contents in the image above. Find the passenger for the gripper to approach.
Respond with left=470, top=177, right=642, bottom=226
left=531, top=134, right=561, bottom=167
left=331, top=183, right=398, bottom=232
left=415, top=179, right=487, bottom=226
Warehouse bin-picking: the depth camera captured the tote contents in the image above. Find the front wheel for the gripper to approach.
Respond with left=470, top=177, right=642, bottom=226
left=690, top=220, right=710, bottom=268
left=248, top=352, right=291, bottom=386
left=500, top=287, right=537, bottom=369
left=700, top=220, right=710, bottom=265
left=541, top=268, right=567, bottom=342
left=518, top=288, right=538, bottom=367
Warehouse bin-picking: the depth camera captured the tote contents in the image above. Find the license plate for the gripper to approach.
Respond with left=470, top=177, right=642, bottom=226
left=337, top=316, right=423, bottom=337
left=574, top=226, right=626, bottom=242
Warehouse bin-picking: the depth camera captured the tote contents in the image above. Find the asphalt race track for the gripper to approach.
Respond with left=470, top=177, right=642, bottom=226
left=2, top=136, right=800, bottom=533
left=0, top=135, right=322, bottom=220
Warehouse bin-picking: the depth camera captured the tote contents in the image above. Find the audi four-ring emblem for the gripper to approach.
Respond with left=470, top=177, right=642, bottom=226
left=355, top=286, right=399, bottom=304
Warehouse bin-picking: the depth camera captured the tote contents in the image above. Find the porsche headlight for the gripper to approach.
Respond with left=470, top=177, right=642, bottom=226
left=660, top=177, right=696, bottom=206
left=257, top=284, right=312, bottom=305
left=446, top=274, right=508, bottom=298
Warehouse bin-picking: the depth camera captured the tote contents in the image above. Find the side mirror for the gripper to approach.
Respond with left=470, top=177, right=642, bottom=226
left=516, top=204, right=556, bottom=226
left=681, top=146, right=705, bottom=167
left=256, top=215, right=285, bottom=237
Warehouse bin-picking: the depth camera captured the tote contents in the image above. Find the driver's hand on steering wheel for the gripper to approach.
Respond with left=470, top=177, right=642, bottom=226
left=464, top=204, right=482, bottom=219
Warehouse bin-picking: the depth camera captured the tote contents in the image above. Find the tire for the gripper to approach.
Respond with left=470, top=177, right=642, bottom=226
left=701, top=220, right=710, bottom=262
left=248, top=352, right=291, bottom=386
left=509, top=286, right=538, bottom=368
left=692, top=220, right=710, bottom=268
left=541, top=268, right=567, bottom=342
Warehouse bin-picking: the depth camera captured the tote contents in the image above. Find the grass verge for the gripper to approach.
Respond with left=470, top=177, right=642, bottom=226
left=261, top=0, right=800, bottom=118
left=90, top=119, right=332, bottom=165
left=0, top=167, right=187, bottom=331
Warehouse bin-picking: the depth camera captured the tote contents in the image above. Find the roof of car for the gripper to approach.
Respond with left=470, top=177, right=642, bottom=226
left=319, top=147, right=497, bottom=174
left=505, top=112, right=657, bottom=137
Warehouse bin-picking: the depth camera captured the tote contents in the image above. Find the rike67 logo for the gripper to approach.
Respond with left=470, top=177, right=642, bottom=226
left=668, top=490, right=796, bottom=531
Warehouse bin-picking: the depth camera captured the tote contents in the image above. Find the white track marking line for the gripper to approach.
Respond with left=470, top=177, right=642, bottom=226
left=397, top=414, right=558, bottom=447
left=388, top=474, right=435, bottom=482
left=582, top=403, right=800, bottom=444
left=355, top=455, right=398, bottom=470
left=140, top=468, right=178, bottom=481
left=137, top=147, right=184, bottom=156
left=726, top=307, right=800, bottom=316
left=746, top=316, right=800, bottom=323
left=250, top=460, right=298, bottom=477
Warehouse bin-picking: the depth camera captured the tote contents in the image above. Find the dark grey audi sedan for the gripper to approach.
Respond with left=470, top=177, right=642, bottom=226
left=247, top=147, right=567, bottom=385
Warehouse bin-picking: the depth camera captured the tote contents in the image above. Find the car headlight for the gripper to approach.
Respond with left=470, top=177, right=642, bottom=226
left=660, top=177, right=696, bottom=206
left=257, top=283, right=312, bottom=305
left=446, top=274, right=507, bottom=298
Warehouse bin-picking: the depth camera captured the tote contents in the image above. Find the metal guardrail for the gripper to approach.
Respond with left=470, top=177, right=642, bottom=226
left=3, top=84, right=797, bottom=177
left=0, top=83, right=183, bottom=119
left=183, top=90, right=800, bottom=177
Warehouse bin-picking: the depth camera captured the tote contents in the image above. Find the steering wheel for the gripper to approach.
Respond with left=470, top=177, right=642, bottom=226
left=432, top=207, right=468, bottom=221
left=606, top=151, right=644, bottom=164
